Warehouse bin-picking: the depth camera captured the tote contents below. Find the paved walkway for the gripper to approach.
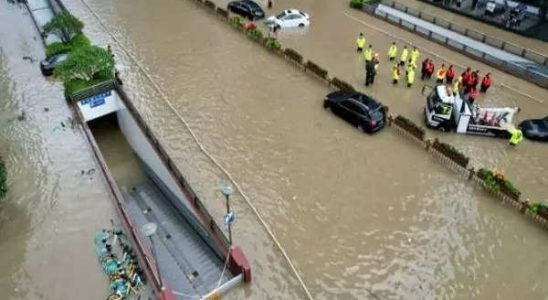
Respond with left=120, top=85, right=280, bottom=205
left=375, top=4, right=548, bottom=78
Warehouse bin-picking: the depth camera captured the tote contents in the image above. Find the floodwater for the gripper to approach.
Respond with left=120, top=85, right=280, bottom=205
left=0, top=2, right=115, bottom=300
left=1, top=0, right=547, bottom=299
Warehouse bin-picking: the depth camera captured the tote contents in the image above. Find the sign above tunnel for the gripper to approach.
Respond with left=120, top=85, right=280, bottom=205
left=77, top=90, right=122, bottom=122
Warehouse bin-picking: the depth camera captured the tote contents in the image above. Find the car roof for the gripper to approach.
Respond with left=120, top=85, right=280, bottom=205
left=241, top=0, right=260, bottom=8
left=350, top=93, right=381, bottom=109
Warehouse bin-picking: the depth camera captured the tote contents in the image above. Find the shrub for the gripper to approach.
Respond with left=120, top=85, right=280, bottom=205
left=264, top=37, right=282, bottom=51
left=527, top=202, right=548, bottom=217
left=305, top=61, right=328, bottom=79
left=394, top=115, right=425, bottom=141
left=0, top=157, right=7, bottom=199
left=350, top=0, right=364, bottom=9
left=229, top=16, right=245, bottom=29
left=45, top=33, right=91, bottom=58
left=43, top=11, right=84, bottom=43
left=54, top=45, right=115, bottom=82
left=284, top=48, right=303, bottom=64
left=477, top=168, right=521, bottom=199
left=246, top=28, right=263, bottom=41
left=432, top=139, right=469, bottom=167
left=330, top=77, right=355, bottom=92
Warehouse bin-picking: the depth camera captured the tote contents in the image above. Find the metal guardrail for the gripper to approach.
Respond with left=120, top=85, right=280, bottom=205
left=382, top=0, right=548, bottom=66
left=368, top=2, right=548, bottom=89
left=68, top=80, right=117, bottom=101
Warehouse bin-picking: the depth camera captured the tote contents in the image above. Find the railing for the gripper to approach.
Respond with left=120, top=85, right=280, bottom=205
left=382, top=0, right=548, bottom=66
left=68, top=80, right=117, bottom=101
left=366, top=1, right=548, bottom=88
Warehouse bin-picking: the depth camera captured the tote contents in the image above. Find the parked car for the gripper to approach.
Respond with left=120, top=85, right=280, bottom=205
left=227, top=0, right=265, bottom=20
left=323, top=91, right=386, bottom=133
left=40, top=53, right=68, bottom=76
left=519, top=116, right=548, bottom=142
left=265, top=9, right=310, bottom=28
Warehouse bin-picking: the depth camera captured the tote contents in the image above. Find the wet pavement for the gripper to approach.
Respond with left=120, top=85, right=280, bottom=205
left=0, top=2, right=114, bottom=299
left=1, top=0, right=547, bottom=299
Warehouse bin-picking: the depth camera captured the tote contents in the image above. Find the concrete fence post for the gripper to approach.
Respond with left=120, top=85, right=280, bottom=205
left=418, top=11, right=422, bottom=18
left=447, top=23, right=452, bottom=30
left=464, top=28, right=469, bottom=35
left=521, top=49, right=526, bottom=57
left=482, top=35, right=486, bottom=42
left=501, top=41, right=506, bottom=50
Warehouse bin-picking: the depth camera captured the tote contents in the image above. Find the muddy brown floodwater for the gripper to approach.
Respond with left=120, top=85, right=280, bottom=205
left=2, top=0, right=547, bottom=298
left=0, top=2, right=115, bottom=300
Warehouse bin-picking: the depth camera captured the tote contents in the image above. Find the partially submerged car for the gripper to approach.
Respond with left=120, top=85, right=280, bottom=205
left=323, top=91, right=386, bottom=133
left=519, top=116, right=548, bottom=142
left=265, top=9, right=310, bottom=28
left=40, top=53, right=68, bottom=76
left=227, top=0, right=265, bottom=20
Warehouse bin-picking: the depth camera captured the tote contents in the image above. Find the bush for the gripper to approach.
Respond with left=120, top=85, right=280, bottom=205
left=394, top=115, right=425, bottom=141
left=43, top=11, right=84, bottom=43
left=264, top=37, right=282, bottom=51
left=54, top=45, right=115, bottom=82
left=477, top=168, right=521, bottom=199
left=527, top=202, right=548, bottom=217
left=45, top=33, right=91, bottom=58
left=432, top=139, right=469, bottom=168
left=350, top=0, right=364, bottom=9
left=229, top=16, right=245, bottom=29
left=246, top=28, right=263, bottom=41
left=331, top=77, right=355, bottom=92
left=305, top=61, right=328, bottom=79
left=284, top=48, right=303, bottom=64
left=0, top=157, right=7, bottom=199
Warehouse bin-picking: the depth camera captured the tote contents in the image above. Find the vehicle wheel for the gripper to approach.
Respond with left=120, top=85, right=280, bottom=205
left=438, top=125, right=446, bottom=132
left=298, top=23, right=305, bottom=27
left=323, top=101, right=329, bottom=109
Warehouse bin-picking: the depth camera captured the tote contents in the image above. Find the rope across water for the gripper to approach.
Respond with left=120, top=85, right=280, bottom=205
left=75, top=0, right=314, bottom=299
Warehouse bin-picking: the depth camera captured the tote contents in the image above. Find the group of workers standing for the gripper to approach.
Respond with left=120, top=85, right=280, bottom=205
left=356, top=33, right=493, bottom=100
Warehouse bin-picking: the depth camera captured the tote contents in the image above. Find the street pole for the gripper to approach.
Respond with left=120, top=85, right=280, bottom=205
left=221, top=183, right=234, bottom=246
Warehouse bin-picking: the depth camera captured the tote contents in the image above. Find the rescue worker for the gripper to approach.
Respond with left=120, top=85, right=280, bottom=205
left=356, top=33, right=366, bottom=52
left=387, top=42, right=397, bottom=61
left=406, top=63, right=416, bottom=88
left=371, top=53, right=380, bottom=84
left=426, top=59, right=434, bottom=79
left=392, top=63, right=401, bottom=85
left=399, top=46, right=408, bottom=67
left=421, top=58, right=429, bottom=80
left=446, top=65, right=455, bottom=84
left=508, top=127, right=524, bottom=146
left=363, top=44, right=373, bottom=63
left=453, top=75, right=463, bottom=94
left=436, top=64, right=446, bottom=84
left=480, top=73, right=491, bottom=93
left=409, top=47, right=420, bottom=66
left=365, top=53, right=380, bottom=86
left=468, top=87, right=478, bottom=104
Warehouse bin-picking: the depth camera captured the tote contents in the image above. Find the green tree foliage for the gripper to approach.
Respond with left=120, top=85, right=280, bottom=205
left=54, top=45, right=115, bottom=82
left=46, top=33, right=91, bottom=58
left=0, top=157, right=7, bottom=199
left=43, top=11, right=84, bottom=43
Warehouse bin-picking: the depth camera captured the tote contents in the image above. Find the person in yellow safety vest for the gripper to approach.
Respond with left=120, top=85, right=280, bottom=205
left=392, top=64, right=401, bottom=84
left=436, top=64, right=446, bottom=84
left=387, top=42, right=397, bottom=61
left=406, top=64, right=416, bottom=88
left=508, top=127, right=524, bottom=146
left=453, top=75, right=462, bottom=94
left=409, top=47, right=420, bottom=66
left=399, top=46, right=408, bottom=67
left=363, top=44, right=373, bottom=62
left=356, top=33, right=366, bottom=52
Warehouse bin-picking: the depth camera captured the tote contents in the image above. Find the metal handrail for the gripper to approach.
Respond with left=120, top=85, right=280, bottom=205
left=382, top=0, right=548, bottom=66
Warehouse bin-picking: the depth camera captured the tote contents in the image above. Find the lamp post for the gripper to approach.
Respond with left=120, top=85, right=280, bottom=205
left=142, top=222, right=163, bottom=290
left=221, top=183, right=234, bottom=245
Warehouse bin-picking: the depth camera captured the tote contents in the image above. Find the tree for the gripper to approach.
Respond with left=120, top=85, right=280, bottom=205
left=54, top=45, right=115, bottom=82
left=43, top=11, right=84, bottom=43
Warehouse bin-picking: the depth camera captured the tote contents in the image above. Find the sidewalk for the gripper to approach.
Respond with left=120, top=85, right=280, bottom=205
left=417, top=0, right=548, bottom=42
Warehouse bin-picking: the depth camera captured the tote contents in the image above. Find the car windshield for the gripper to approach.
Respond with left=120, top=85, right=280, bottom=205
left=276, top=11, right=287, bottom=19
left=369, top=107, right=384, bottom=120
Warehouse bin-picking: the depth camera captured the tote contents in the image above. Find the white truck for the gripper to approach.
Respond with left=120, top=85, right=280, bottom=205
left=423, top=85, right=519, bottom=139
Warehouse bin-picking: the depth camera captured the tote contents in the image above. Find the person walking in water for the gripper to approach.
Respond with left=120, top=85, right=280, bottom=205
left=426, top=59, right=434, bottom=80
left=409, top=46, right=420, bottom=66
left=420, top=58, right=429, bottom=80
left=436, top=64, right=446, bottom=84
left=387, top=42, right=397, bottom=61
left=399, top=46, right=408, bottom=67
left=363, top=44, right=373, bottom=63
left=453, top=75, right=463, bottom=94
left=392, top=63, right=401, bottom=85
left=356, top=33, right=366, bottom=52
left=446, top=65, right=455, bottom=84
left=480, top=73, right=492, bottom=93
left=406, top=63, right=416, bottom=88
left=365, top=54, right=380, bottom=86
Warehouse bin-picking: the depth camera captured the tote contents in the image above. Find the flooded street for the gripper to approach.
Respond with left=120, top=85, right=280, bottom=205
left=0, top=2, right=115, bottom=299
left=1, top=0, right=547, bottom=299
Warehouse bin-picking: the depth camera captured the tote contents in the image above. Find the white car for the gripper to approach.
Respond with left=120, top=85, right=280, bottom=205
left=265, top=9, right=310, bottom=28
